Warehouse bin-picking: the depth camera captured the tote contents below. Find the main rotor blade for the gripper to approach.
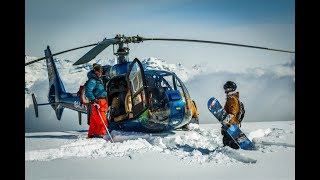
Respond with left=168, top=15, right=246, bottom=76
left=142, top=38, right=295, bottom=54
left=25, top=43, right=98, bottom=66
left=73, top=38, right=119, bottom=65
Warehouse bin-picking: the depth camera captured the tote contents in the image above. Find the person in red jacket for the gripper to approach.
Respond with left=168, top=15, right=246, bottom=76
left=85, top=63, right=108, bottom=138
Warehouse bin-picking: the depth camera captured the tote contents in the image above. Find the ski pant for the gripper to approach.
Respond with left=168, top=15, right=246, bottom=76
left=88, top=99, right=108, bottom=138
left=221, top=128, right=239, bottom=149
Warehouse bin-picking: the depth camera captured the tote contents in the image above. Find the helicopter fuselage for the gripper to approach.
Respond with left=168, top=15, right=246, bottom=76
left=32, top=47, right=198, bottom=132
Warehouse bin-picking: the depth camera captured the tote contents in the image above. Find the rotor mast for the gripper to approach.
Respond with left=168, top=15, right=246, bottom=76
left=113, top=34, right=143, bottom=64
left=114, top=40, right=129, bottom=64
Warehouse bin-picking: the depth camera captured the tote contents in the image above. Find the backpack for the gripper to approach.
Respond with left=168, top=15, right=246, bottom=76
left=236, top=99, right=245, bottom=126
left=77, top=78, right=98, bottom=105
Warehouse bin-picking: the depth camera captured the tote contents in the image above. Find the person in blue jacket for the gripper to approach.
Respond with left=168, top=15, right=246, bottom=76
left=85, top=63, right=108, bottom=138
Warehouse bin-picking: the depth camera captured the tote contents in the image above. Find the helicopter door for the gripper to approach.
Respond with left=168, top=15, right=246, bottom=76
left=125, top=58, right=148, bottom=118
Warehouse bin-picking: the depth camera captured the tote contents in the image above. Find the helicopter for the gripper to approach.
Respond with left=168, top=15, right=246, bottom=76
left=25, top=34, right=294, bottom=133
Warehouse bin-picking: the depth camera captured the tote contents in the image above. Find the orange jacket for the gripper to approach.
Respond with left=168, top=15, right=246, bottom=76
left=224, top=91, right=240, bottom=126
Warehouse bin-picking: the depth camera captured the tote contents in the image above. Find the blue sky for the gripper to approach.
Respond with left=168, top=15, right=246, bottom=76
left=25, top=0, right=295, bottom=72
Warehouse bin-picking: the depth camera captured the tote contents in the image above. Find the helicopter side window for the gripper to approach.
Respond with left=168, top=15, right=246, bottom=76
left=149, top=87, right=167, bottom=111
left=130, top=71, right=143, bottom=94
left=147, top=76, right=170, bottom=111
left=161, top=75, right=174, bottom=91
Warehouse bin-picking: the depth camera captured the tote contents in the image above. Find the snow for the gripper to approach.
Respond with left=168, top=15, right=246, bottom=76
left=25, top=121, right=295, bottom=180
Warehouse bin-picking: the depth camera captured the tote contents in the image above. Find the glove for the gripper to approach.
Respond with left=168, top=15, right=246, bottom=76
left=90, top=99, right=99, bottom=108
left=222, top=114, right=234, bottom=126
left=90, top=99, right=98, bottom=104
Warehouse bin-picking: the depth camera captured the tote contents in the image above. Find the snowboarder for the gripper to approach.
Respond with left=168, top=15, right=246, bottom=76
left=221, top=81, right=241, bottom=149
left=85, top=63, right=108, bottom=138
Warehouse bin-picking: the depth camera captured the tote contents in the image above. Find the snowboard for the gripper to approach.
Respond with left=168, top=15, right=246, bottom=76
left=207, top=97, right=255, bottom=150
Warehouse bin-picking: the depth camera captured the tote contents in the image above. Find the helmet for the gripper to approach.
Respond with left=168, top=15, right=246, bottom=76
left=223, top=81, right=237, bottom=91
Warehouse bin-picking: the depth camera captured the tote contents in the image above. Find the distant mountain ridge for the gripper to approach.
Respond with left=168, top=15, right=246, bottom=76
left=25, top=56, right=205, bottom=94
left=25, top=55, right=294, bottom=95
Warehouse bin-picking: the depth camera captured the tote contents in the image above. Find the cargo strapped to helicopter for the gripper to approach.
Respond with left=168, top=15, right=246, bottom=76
left=108, top=78, right=133, bottom=122
left=110, top=90, right=133, bottom=122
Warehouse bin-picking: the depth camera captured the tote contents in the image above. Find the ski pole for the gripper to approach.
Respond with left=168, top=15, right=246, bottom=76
left=94, top=104, right=114, bottom=143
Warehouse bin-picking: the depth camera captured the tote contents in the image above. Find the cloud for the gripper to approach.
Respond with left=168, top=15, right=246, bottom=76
left=186, top=59, right=295, bottom=124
